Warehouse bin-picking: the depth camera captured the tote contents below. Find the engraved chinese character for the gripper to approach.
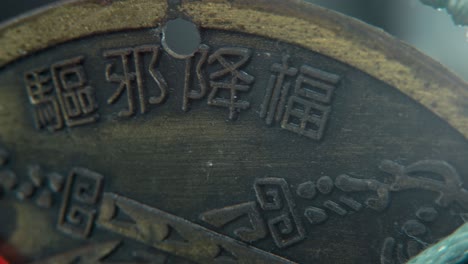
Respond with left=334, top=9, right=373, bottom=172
left=293, top=65, right=339, bottom=104
left=282, top=65, right=341, bottom=140
left=282, top=96, right=331, bottom=140
left=52, top=58, right=99, bottom=127
left=260, top=55, right=298, bottom=125
left=25, top=68, right=62, bottom=131
left=104, top=45, right=168, bottom=117
left=24, top=56, right=98, bottom=131
left=207, top=47, right=255, bottom=120
left=182, top=44, right=210, bottom=112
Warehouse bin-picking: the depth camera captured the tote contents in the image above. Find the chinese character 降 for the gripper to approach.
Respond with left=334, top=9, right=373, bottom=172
left=182, top=44, right=210, bottom=112
left=207, top=47, right=255, bottom=120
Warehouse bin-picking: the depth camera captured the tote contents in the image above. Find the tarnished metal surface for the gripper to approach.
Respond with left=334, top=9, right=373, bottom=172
left=0, top=0, right=468, bottom=263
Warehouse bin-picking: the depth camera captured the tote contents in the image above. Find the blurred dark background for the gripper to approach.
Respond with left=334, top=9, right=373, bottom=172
left=0, top=0, right=467, bottom=80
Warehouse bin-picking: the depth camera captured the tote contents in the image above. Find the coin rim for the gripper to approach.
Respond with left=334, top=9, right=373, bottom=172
left=1, top=0, right=467, bottom=139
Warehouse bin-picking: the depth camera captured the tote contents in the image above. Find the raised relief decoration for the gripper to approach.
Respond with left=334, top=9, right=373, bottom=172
left=182, top=44, right=210, bottom=112
left=24, top=37, right=341, bottom=142
left=261, top=55, right=341, bottom=140
left=178, top=45, right=256, bottom=120
left=380, top=207, right=440, bottom=264
left=0, top=145, right=293, bottom=263
left=31, top=240, right=188, bottom=264
left=97, top=193, right=295, bottom=264
left=200, top=159, right=468, bottom=254
left=104, top=45, right=168, bottom=117
left=24, top=56, right=99, bottom=131
left=31, top=240, right=122, bottom=264
left=1, top=143, right=468, bottom=263
left=253, top=178, right=306, bottom=248
left=200, top=201, right=268, bottom=243
left=57, top=167, right=104, bottom=238
left=206, top=47, right=255, bottom=120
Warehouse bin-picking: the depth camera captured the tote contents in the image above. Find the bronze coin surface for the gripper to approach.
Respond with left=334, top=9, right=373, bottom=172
left=0, top=1, right=468, bottom=263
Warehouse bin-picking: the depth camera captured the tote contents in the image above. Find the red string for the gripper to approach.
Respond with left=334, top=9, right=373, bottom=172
left=0, top=256, right=9, bottom=264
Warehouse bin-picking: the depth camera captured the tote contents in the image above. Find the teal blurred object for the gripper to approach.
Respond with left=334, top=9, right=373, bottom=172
left=408, top=223, right=468, bottom=264
left=421, top=0, right=468, bottom=25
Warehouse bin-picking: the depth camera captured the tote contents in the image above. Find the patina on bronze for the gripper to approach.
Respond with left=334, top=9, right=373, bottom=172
left=0, top=0, right=468, bottom=263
